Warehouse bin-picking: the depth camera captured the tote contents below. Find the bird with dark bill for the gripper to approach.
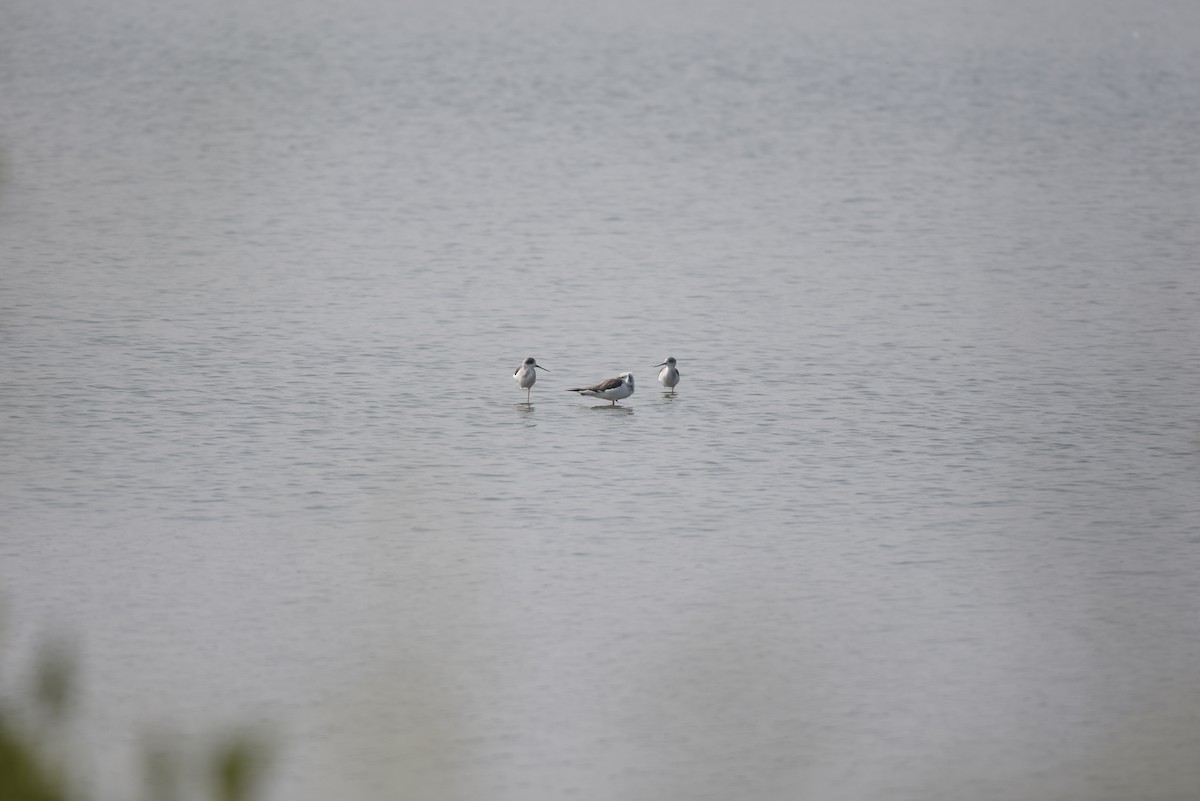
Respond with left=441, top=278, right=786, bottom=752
left=513, top=357, right=548, bottom=402
left=655, top=356, right=680, bottom=393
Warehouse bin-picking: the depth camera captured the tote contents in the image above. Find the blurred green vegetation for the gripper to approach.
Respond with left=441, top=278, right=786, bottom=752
left=0, top=638, right=70, bottom=801
left=1, top=623, right=270, bottom=801
left=1, top=152, right=269, bottom=799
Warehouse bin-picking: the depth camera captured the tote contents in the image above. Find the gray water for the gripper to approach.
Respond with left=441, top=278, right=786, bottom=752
left=3, top=0, right=1200, bottom=799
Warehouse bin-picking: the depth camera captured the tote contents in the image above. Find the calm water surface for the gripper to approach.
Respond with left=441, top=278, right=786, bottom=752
left=2, top=1, right=1200, bottom=799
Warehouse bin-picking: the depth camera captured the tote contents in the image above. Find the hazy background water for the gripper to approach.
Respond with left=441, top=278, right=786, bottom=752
left=3, top=0, right=1200, bottom=799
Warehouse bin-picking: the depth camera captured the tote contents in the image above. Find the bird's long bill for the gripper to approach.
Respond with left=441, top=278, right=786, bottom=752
left=535, top=364, right=549, bottom=371
left=653, top=362, right=667, bottom=367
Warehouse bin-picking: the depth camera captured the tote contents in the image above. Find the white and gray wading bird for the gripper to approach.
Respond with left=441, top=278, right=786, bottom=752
left=655, top=356, right=680, bottom=393
left=513, top=357, right=549, bottom=402
left=566, top=372, right=635, bottom=405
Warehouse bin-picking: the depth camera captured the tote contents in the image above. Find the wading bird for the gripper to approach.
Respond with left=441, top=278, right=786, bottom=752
left=513, top=357, right=549, bottom=402
left=566, top=372, right=635, bottom=405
